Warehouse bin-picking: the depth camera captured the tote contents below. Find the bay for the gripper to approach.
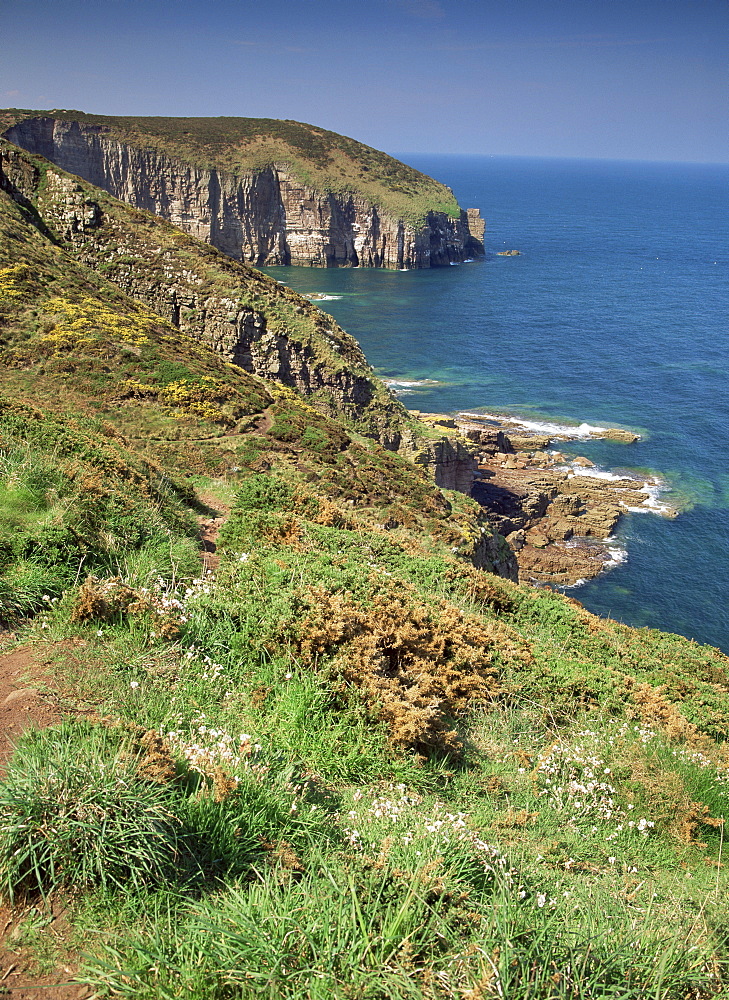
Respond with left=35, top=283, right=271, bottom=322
left=264, top=154, right=729, bottom=653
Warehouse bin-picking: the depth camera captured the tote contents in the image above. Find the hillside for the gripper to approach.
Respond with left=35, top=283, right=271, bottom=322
left=1, top=139, right=729, bottom=998
left=1, top=110, right=485, bottom=269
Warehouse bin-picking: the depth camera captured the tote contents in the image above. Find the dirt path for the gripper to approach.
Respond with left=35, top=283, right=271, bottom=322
left=197, top=492, right=232, bottom=575
left=0, top=645, right=92, bottom=999
left=0, top=646, right=64, bottom=777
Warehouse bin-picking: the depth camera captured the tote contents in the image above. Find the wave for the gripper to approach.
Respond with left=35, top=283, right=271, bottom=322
left=603, top=540, right=629, bottom=569
left=625, top=480, right=675, bottom=516
left=384, top=377, right=442, bottom=394
left=564, top=466, right=632, bottom=483
left=562, top=537, right=629, bottom=588
left=562, top=462, right=674, bottom=517
left=458, top=411, right=614, bottom=438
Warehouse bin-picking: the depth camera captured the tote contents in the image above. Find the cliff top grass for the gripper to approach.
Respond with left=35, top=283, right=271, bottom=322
left=2, top=138, right=729, bottom=998
left=0, top=108, right=462, bottom=225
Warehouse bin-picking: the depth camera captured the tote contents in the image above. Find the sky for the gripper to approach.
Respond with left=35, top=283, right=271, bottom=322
left=1, top=0, right=727, bottom=163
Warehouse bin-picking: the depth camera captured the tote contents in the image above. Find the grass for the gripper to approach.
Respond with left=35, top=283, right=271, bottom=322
left=14, top=506, right=728, bottom=996
left=6, top=537, right=729, bottom=996
left=0, top=136, right=728, bottom=998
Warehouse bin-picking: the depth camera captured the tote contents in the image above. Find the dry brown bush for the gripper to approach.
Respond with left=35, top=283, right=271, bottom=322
left=70, top=575, right=181, bottom=638
left=71, top=575, right=140, bottom=622
left=628, top=680, right=704, bottom=745
left=453, top=564, right=519, bottom=613
left=135, top=729, right=179, bottom=784
left=295, top=582, right=530, bottom=757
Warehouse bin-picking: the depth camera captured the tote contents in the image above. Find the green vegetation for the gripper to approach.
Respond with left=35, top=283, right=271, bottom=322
left=0, top=133, right=404, bottom=445
left=0, top=139, right=729, bottom=998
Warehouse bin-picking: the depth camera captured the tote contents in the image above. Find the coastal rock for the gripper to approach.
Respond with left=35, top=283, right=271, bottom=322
left=403, top=435, right=477, bottom=494
left=601, top=428, right=640, bottom=443
left=506, top=529, right=526, bottom=551
left=455, top=412, right=641, bottom=449
left=461, top=427, right=511, bottom=453
left=417, top=412, right=458, bottom=430
left=463, top=410, right=675, bottom=586
left=507, top=434, right=551, bottom=453
left=466, top=208, right=485, bottom=244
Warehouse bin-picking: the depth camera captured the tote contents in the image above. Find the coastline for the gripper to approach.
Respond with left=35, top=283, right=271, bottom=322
left=412, top=408, right=677, bottom=588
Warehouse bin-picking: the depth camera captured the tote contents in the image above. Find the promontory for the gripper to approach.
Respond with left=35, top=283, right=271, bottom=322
left=0, top=110, right=485, bottom=269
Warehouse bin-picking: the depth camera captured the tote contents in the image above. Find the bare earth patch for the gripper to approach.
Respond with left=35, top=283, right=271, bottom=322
left=0, top=645, right=64, bottom=777
left=197, top=491, right=232, bottom=575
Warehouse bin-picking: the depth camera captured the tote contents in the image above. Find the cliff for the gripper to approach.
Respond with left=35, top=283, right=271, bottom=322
left=1, top=112, right=485, bottom=269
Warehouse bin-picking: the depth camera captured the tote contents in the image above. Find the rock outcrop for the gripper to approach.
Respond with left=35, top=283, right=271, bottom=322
left=3, top=116, right=484, bottom=270
left=408, top=411, right=675, bottom=587
left=457, top=412, right=675, bottom=586
left=404, top=433, right=478, bottom=495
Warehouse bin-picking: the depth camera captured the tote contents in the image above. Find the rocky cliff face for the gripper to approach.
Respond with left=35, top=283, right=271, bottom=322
left=4, top=118, right=484, bottom=269
left=1, top=137, right=516, bottom=580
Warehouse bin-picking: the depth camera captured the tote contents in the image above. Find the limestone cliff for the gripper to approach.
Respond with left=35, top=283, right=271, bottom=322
left=2, top=115, right=485, bottom=269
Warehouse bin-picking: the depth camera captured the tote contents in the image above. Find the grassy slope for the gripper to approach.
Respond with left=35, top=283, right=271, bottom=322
left=0, top=108, right=461, bottom=224
left=0, top=136, right=405, bottom=443
left=1, top=152, right=729, bottom=997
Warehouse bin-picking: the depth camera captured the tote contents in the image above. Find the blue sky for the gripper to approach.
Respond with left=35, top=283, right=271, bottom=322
left=2, top=0, right=727, bottom=163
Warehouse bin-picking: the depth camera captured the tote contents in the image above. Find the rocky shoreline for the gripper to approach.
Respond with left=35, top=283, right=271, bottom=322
left=415, top=410, right=676, bottom=588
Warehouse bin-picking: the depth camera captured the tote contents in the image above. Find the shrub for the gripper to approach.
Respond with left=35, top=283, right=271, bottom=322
left=293, top=582, right=527, bottom=757
left=232, top=473, right=292, bottom=512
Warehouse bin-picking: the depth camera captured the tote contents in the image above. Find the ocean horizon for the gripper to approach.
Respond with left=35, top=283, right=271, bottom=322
left=264, top=153, right=729, bottom=654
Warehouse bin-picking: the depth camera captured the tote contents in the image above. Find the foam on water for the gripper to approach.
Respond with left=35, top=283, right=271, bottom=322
left=625, top=482, right=675, bottom=517
left=384, top=378, right=442, bottom=393
left=457, top=411, right=614, bottom=439
left=564, top=466, right=628, bottom=482
left=562, top=462, right=674, bottom=517
left=604, top=540, right=630, bottom=569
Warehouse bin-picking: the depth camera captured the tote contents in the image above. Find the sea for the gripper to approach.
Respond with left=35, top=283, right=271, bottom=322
left=263, top=154, right=729, bottom=654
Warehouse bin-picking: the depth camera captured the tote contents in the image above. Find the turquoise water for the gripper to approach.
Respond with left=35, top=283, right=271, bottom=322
left=264, top=155, right=729, bottom=653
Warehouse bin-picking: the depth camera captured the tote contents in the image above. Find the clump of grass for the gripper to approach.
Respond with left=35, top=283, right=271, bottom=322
left=0, top=721, right=181, bottom=900
left=80, top=854, right=726, bottom=1000
left=0, top=719, right=334, bottom=903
